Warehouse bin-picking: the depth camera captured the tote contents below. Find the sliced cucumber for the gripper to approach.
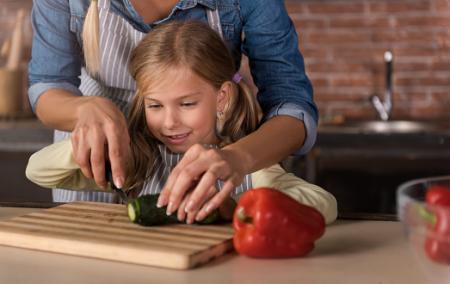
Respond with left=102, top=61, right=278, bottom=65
left=127, top=201, right=137, bottom=222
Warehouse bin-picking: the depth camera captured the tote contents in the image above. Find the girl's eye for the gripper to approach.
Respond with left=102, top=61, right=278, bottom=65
left=146, top=104, right=162, bottom=109
left=181, top=102, right=197, bottom=107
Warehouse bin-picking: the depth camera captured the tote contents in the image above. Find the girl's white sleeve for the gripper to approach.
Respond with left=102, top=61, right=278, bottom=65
left=250, top=164, right=338, bottom=224
left=25, top=139, right=105, bottom=191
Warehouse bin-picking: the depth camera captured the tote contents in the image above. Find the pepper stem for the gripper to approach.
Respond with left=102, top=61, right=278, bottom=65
left=417, top=205, right=437, bottom=226
left=236, top=207, right=253, bottom=224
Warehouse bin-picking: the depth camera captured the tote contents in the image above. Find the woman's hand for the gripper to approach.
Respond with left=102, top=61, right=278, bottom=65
left=71, top=96, right=129, bottom=189
left=177, top=191, right=237, bottom=224
left=157, top=144, right=249, bottom=221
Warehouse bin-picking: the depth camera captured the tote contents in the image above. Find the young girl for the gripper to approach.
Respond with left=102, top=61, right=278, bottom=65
left=26, top=21, right=337, bottom=224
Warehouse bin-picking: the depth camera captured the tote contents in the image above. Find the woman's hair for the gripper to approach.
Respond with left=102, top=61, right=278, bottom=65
left=125, top=21, right=261, bottom=193
left=82, top=0, right=101, bottom=75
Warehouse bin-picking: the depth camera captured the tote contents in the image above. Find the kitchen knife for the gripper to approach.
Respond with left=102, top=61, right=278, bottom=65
left=105, top=161, right=128, bottom=203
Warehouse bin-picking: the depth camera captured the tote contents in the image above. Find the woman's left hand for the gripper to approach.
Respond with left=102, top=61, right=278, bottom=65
left=157, top=144, right=248, bottom=222
left=177, top=191, right=237, bottom=224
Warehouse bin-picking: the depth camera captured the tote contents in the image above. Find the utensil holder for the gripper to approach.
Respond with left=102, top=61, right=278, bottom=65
left=0, top=68, right=23, bottom=117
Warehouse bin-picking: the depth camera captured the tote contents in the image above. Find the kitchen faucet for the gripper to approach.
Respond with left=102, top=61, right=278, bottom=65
left=371, top=51, right=393, bottom=121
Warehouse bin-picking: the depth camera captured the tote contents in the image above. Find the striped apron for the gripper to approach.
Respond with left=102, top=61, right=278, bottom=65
left=141, top=144, right=251, bottom=200
left=53, top=0, right=251, bottom=202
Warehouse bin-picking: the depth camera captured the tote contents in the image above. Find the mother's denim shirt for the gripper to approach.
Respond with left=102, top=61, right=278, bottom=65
left=28, top=0, right=318, bottom=155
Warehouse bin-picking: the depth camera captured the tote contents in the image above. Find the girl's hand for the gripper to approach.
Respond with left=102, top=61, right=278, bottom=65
left=157, top=144, right=248, bottom=221
left=71, top=96, right=129, bottom=189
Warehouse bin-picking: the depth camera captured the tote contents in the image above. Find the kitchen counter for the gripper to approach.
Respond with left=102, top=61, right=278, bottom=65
left=0, top=207, right=428, bottom=284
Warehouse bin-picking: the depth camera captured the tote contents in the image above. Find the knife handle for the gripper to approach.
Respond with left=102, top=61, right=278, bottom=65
left=105, top=161, right=128, bottom=203
left=105, top=160, right=115, bottom=187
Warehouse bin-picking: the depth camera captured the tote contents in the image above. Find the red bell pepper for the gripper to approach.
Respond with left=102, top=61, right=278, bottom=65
left=233, top=187, right=325, bottom=258
left=424, top=185, right=450, bottom=264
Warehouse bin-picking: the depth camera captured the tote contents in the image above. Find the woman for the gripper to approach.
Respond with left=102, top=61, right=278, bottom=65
left=28, top=0, right=318, bottom=218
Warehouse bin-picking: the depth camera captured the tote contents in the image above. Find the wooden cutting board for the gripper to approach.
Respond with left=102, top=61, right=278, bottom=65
left=0, top=202, right=234, bottom=269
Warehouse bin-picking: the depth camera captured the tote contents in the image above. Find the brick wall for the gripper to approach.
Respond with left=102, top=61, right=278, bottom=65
left=2, top=0, right=449, bottom=121
left=286, top=0, right=450, bottom=121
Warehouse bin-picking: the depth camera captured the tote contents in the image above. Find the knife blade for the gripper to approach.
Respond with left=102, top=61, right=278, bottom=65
left=105, top=161, right=128, bottom=203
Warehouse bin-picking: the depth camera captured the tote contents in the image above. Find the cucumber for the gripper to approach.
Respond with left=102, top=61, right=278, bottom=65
left=127, top=194, right=220, bottom=226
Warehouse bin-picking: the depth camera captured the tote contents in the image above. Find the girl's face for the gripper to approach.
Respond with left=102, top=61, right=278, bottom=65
left=142, top=67, right=225, bottom=153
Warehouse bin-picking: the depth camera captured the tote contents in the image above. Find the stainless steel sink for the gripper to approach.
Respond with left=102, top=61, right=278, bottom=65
left=320, top=120, right=450, bottom=135
left=316, top=119, right=450, bottom=154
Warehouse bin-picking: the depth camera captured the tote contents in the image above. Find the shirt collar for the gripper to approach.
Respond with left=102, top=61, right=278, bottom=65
left=177, top=0, right=217, bottom=10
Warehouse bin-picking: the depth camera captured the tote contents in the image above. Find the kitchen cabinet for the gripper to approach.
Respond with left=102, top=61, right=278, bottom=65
left=0, top=120, right=52, bottom=202
left=289, top=120, right=450, bottom=218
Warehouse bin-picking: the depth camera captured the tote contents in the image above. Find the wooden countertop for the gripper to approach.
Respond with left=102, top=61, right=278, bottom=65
left=0, top=207, right=428, bottom=284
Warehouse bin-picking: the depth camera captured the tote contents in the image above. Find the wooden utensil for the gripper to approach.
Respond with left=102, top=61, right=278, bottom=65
left=0, top=9, right=27, bottom=117
left=6, top=9, right=26, bottom=70
left=1, top=37, right=11, bottom=59
left=0, top=68, right=23, bottom=116
left=0, top=202, right=234, bottom=269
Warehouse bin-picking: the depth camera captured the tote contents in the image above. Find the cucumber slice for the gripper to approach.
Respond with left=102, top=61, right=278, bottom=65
left=127, top=201, right=137, bottom=222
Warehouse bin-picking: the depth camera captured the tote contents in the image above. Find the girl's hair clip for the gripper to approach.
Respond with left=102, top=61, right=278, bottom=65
left=232, top=73, right=242, bottom=84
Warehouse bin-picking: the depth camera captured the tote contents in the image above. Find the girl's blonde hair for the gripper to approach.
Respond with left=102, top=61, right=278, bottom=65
left=125, top=21, right=261, bottom=193
left=82, top=0, right=101, bottom=75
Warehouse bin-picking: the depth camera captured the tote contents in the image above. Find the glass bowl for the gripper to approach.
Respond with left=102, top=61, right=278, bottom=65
left=397, top=176, right=450, bottom=284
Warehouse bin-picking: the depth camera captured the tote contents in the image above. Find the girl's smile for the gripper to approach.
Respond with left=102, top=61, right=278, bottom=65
left=164, top=132, right=191, bottom=145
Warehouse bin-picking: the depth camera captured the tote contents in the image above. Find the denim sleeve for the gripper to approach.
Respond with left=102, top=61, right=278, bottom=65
left=240, top=0, right=318, bottom=155
left=265, top=103, right=317, bottom=155
left=28, top=0, right=83, bottom=112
